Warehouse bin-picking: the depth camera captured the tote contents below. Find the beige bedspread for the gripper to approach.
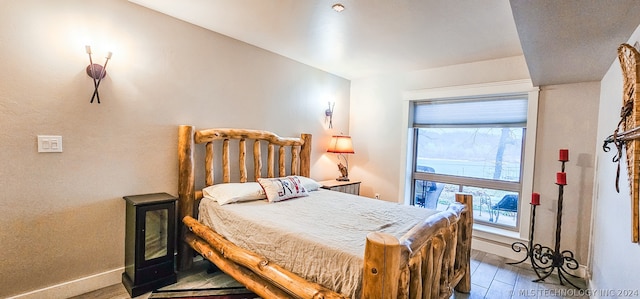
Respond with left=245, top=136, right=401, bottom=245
left=198, top=189, right=439, bottom=298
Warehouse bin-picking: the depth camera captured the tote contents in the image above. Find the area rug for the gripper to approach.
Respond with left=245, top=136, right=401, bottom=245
left=149, top=286, right=260, bottom=299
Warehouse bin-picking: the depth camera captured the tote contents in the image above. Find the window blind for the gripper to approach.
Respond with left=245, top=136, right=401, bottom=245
left=413, top=94, right=528, bottom=127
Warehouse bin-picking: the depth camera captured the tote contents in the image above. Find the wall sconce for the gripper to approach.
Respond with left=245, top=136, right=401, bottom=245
left=332, top=3, right=345, bottom=12
left=325, top=101, right=335, bottom=128
left=327, top=135, right=355, bottom=181
left=85, top=45, right=112, bottom=104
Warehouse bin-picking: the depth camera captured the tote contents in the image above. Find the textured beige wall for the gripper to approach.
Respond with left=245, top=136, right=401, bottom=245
left=0, top=0, right=350, bottom=297
left=533, top=82, right=599, bottom=265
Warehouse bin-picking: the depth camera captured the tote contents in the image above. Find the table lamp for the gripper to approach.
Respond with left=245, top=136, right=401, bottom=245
left=327, top=135, right=355, bottom=181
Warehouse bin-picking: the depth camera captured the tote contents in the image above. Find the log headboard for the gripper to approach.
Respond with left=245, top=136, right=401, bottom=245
left=176, top=125, right=312, bottom=269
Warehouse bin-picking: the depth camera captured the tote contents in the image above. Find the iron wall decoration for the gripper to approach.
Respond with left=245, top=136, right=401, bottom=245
left=602, top=43, right=640, bottom=243
left=325, top=101, right=335, bottom=129
left=85, top=46, right=112, bottom=104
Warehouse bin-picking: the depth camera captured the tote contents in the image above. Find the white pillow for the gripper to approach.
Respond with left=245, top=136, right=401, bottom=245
left=295, top=176, right=323, bottom=191
left=258, top=177, right=309, bottom=203
left=202, top=182, right=266, bottom=205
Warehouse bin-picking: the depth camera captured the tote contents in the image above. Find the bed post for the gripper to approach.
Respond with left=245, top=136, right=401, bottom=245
left=300, top=133, right=312, bottom=177
left=178, top=125, right=196, bottom=271
left=362, top=232, right=402, bottom=299
left=454, top=193, right=473, bottom=293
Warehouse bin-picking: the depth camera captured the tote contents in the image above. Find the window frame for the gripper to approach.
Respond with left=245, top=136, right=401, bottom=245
left=400, top=80, right=539, bottom=245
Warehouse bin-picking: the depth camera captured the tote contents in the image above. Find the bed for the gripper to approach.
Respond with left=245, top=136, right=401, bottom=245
left=176, top=125, right=473, bottom=299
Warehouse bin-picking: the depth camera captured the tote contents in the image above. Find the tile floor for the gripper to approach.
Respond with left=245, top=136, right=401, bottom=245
left=452, top=250, right=588, bottom=299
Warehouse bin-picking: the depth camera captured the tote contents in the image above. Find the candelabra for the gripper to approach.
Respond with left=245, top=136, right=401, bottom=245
left=508, top=149, right=582, bottom=289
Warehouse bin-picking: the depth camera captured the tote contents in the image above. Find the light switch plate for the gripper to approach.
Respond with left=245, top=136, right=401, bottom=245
left=38, top=135, right=63, bottom=153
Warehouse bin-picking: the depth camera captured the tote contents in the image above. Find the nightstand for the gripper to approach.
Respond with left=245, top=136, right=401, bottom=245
left=122, top=193, right=177, bottom=297
left=319, top=179, right=361, bottom=195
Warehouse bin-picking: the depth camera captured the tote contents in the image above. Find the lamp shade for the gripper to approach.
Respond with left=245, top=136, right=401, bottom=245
left=327, top=135, right=355, bottom=154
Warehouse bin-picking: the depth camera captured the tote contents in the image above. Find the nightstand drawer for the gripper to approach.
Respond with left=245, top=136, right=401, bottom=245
left=319, top=180, right=361, bottom=195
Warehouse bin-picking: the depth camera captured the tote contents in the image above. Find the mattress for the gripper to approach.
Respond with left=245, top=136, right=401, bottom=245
left=198, top=189, right=439, bottom=298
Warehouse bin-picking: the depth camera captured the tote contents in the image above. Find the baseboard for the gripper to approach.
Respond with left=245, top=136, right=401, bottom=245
left=7, top=267, right=124, bottom=299
left=472, top=235, right=525, bottom=261
left=472, top=236, right=588, bottom=278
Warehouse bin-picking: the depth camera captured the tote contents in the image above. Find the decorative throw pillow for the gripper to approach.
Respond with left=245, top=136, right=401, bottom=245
left=294, top=176, right=323, bottom=191
left=258, top=177, right=309, bottom=202
left=202, top=182, right=266, bottom=205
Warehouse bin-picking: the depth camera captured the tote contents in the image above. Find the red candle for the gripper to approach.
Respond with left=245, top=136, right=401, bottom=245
left=531, top=192, right=540, bottom=205
left=559, top=149, right=569, bottom=162
left=556, top=172, right=567, bottom=185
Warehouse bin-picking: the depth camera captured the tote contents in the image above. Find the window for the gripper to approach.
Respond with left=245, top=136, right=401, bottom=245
left=410, top=94, right=528, bottom=230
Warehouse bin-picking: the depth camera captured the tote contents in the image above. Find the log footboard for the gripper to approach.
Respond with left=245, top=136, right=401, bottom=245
left=363, top=193, right=472, bottom=299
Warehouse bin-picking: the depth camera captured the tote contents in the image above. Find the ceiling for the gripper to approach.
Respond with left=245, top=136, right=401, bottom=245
left=129, top=0, right=640, bottom=86
left=511, top=0, right=640, bottom=86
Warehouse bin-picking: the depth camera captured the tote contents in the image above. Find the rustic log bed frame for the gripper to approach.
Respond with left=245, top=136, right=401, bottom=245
left=177, top=125, right=473, bottom=299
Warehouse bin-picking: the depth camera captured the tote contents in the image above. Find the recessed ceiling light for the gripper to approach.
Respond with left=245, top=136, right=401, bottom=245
left=332, top=3, right=345, bottom=12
